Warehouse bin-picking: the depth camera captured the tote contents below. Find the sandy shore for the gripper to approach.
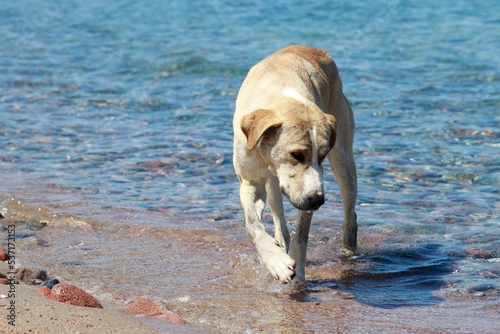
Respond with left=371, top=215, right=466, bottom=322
left=1, top=196, right=498, bottom=333
left=0, top=261, right=156, bottom=334
left=0, top=197, right=190, bottom=333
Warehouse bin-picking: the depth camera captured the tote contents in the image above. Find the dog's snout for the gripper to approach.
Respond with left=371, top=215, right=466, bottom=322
left=305, top=192, right=325, bottom=211
left=310, top=194, right=325, bottom=210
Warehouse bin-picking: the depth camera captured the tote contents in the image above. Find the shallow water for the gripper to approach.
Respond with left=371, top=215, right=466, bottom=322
left=1, top=0, right=499, bottom=332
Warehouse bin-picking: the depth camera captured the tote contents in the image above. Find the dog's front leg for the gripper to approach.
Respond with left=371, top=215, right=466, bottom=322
left=265, top=176, right=290, bottom=253
left=239, top=180, right=296, bottom=283
left=288, top=210, right=313, bottom=282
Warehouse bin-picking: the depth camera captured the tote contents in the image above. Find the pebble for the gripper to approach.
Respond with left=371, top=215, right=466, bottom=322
left=37, top=286, right=51, bottom=297
left=43, top=278, right=60, bottom=289
left=125, top=297, right=186, bottom=324
left=14, top=262, right=48, bottom=282
left=50, top=282, right=103, bottom=309
left=0, top=278, right=8, bottom=285
left=0, top=249, right=6, bottom=262
left=124, top=297, right=165, bottom=316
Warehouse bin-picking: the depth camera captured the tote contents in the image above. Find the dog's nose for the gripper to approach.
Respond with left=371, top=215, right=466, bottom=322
left=306, top=193, right=325, bottom=211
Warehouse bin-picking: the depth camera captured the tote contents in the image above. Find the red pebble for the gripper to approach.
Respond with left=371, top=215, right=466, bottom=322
left=38, top=286, right=51, bottom=297
left=125, top=297, right=186, bottom=324
left=124, top=297, right=163, bottom=316
left=50, top=283, right=103, bottom=308
left=0, top=249, right=7, bottom=262
left=0, top=278, right=8, bottom=285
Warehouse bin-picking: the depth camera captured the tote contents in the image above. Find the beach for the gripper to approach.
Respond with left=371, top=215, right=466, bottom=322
left=1, top=0, right=499, bottom=332
left=0, top=270, right=157, bottom=334
left=1, top=197, right=498, bottom=333
left=0, top=197, right=198, bottom=333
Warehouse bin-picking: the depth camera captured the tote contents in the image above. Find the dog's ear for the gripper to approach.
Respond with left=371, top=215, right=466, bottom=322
left=241, top=109, right=283, bottom=151
left=325, top=114, right=337, bottom=149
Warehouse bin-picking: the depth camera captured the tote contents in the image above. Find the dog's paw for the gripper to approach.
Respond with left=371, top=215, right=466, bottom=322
left=340, top=247, right=357, bottom=258
left=265, top=253, right=296, bottom=284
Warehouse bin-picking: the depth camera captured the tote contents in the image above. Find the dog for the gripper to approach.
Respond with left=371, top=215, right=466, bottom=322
left=233, top=45, right=358, bottom=283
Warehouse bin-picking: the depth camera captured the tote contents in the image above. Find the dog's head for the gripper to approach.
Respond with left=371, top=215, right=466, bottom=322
left=241, top=106, right=336, bottom=211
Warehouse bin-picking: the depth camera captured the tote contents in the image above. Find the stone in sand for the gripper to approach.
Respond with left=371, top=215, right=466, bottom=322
left=125, top=297, right=186, bottom=324
left=37, top=286, right=51, bottom=297
left=43, top=278, right=60, bottom=289
left=50, top=282, right=103, bottom=309
left=14, top=262, right=48, bottom=282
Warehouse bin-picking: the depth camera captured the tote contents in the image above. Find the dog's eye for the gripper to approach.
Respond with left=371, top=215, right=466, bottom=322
left=290, top=151, right=306, bottom=163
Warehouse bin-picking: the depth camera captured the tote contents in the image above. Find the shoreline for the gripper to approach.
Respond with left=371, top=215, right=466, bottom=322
left=0, top=267, right=157, bottom=334
left=0, top=197, right=193, bottom=334
left=1, top=196, right=498, bottom=333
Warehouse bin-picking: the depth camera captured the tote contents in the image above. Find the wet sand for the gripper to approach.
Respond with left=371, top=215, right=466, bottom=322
left=1, top=196, right=498, bottom=333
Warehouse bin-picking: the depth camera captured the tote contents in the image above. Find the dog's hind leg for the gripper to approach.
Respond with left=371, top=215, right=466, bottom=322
left=239, top=180, right=296, bottom=283
left=327, top=81, right=358, bottom=253
left=288, top=210, right=314, bottom=282
left=327, top=144, right=358, bottom=252
left=266, top=176, right=290, bottom=252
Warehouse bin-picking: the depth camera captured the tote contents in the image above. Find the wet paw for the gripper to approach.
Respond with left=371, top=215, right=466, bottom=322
left=341, top=247, right=356, bottom=256
left=339, top=247, right=358, bottom=262
left=266, top=254, right=296, bottom=284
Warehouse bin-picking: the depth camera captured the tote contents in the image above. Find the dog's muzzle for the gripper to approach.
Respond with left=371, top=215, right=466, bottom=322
left=302, top=193, right=325, bottom=211
left=283, top=189, right=325, bottom=211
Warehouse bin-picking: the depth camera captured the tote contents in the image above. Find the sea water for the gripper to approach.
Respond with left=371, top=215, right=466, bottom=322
left=1, top=0, right=498, bottom=333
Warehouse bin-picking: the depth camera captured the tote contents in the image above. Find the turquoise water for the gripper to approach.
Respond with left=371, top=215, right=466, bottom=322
left=1, top=0, right=499, bottom=332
